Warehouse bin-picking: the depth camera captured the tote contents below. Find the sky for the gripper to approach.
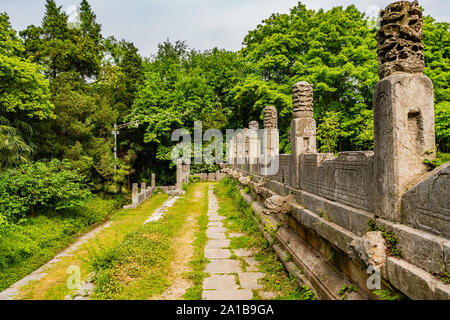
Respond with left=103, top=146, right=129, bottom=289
left=2, top=0, right=449, bottom=57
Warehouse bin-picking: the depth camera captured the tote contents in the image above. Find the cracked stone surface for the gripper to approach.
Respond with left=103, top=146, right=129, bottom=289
left=202, top=185, right=271, bottom=300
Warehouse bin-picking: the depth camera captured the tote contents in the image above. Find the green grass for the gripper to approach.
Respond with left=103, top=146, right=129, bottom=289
left=183, top=186, right=210, bottom=300
left=0, top=197, right=120, bottom=292
left=88, top=183, right=208, bottom=300
left=214, top=178, right=315, bottom=300
left=15, top=192, right=168, bottom=300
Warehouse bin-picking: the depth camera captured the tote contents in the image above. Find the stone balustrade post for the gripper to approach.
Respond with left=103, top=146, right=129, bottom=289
left=374, top=0, right=435, bottom=222
left=132, top=183, right=139, bottom=205
left=151, top=173, right=156, bottom=188
left=290, top=81, right=317, bottom=188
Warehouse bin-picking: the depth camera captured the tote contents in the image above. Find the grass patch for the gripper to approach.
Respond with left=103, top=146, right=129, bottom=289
left=0, top=197, right=121, bottom=292
left=214, top=177, right=315, bottom=300
left=183, top=184, right=211, bottom=300
left=88, top=183, right=207, bottom=300
left=15, top=193, right=168, bottom=300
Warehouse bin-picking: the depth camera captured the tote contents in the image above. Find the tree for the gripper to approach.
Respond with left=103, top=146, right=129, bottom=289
left=0, top=13, right=54, bottom=168
left=317, top=111, right=342, bottom=154
left=238, top=4, right=378, bottom=152
left=237, top=2, right=449, bottom=154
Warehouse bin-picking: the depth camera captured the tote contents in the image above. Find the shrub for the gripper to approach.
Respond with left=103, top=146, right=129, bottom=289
left=0, top=159, right=92, bottom=224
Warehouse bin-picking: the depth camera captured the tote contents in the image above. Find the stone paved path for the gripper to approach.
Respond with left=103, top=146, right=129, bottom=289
left=202, top=185, right=266, bottom=300
left=144, top=196, right=178, bottom=224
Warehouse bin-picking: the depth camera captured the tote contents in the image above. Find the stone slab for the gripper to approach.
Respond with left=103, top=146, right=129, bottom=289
left=243, top=257, right=259, bottom=272
left=206, top=240, right=230, bottom=249
left=206, top=259, right=241, bottom=274
left=205, top=249, right=232, bottom=259
left=207, top=232, right=227, bottom=240
left=386, top=257, right=437, bottom=300
left=208, top=227, right=227, bottom=233
left=203, top=275, right=238, bottom=290
left=238, top=272, right=265, bottom=290
left=209, top=215, right=226, bottom=221
left=208, top=222, right=223, bottom=228
left=203, top=289, right=253, bottom=300
left=229, top=233, right=245, bottom=238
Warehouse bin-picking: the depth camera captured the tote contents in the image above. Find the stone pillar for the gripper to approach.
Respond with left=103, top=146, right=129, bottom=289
left=236, top=132, right=245, bottom=166
left=290, top=81, right=317, bottom=188
left=248, top=121, right=260, bottom=170
left=186, top=161, right=190, bottom=183
left=176, top=158, right=183, bottom=190
left=243, top=128, right=249, bottom=166
left=374, top=0, right=435, bottom=222
left=151, top=173, right=156, bottom=188
left=233, top=135, right=238, bottom=165
left=263, top=106, right=279, bottom=158
left=228, top=134, right=235, bottom=164
left=141, top=182, right=146, bottom=193
left=261, top=106, right=279, bottom=176
left=132, top=183, right=139, bottom=205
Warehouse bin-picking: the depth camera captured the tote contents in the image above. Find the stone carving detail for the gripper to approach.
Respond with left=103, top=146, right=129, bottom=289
left=263, top=106, right=278, bottom=129
left=238, top=176, right=250, bottom=186
left=263, top=195, right=293, bottom=215
left=249, top=121, right=259, bottom=132
left=292, top=81, right=314, bottom=119
left=377, top=0, right=424, bottom=79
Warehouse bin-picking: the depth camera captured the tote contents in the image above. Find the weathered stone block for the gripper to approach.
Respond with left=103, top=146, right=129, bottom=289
left=300, top=152, right=375, bottom=212
left=402, top=162, right=450, bottom=238
left=444, top=243, right=450, bottom=273
left=393, top=223, right=445, bottom=275
left=386, top=257, right=437, bottom=300
left=435, top=281, right=450, bottom=300
left=373, top=73, right=435, bottom=222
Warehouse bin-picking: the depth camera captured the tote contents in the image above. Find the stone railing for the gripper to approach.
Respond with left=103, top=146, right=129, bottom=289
left=123, top=173, right=157, bottom=209
left=223, top=1, right=449, bottom=300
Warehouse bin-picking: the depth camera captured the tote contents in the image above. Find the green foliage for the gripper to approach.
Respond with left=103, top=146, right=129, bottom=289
left=317, top=110, right=342, bottom=153
left=0, top=197, right=118, bottom=291
left=435, top=102, right=450, bottom=153
left=424, top=152, right=450, bottom=169
left=440, top=272, right=450, bottom=285
left=238, top=4, right=378, bottom=152
left=0, top=159, right=92, bottom=224
left=338, top=283, right=358, bottom=300
left=373, top=289, right=401, bottom=300
left=0, top=13, right=54, bottom=120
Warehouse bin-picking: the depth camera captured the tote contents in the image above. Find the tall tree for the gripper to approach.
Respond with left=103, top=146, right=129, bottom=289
left=0, top=13, right=53, bottom=168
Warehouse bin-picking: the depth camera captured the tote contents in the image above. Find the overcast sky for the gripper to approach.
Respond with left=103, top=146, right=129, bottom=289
left=2, top=0, right=449, bottom=57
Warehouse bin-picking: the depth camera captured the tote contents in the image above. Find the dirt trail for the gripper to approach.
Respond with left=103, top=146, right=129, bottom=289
left=151, top=187, right=205, bottom=300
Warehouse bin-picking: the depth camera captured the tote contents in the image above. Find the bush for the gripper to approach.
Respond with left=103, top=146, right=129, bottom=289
left=0, top=159, right=92, bottom=224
